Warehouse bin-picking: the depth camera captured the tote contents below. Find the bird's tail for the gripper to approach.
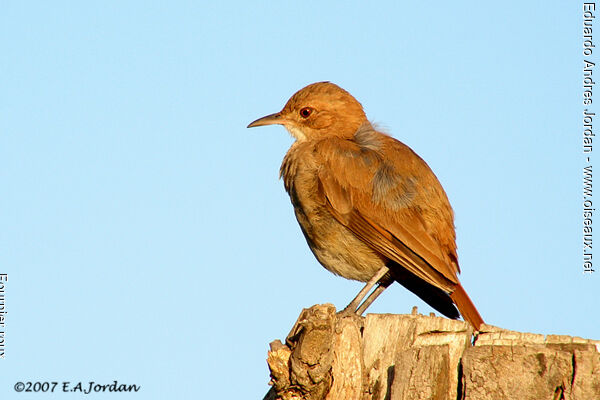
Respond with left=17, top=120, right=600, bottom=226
left=450, top=283, right=484, bottom=331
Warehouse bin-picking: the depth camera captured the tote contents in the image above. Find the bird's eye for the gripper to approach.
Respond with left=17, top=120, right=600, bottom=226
left=299, top=107, right=313, bottom=118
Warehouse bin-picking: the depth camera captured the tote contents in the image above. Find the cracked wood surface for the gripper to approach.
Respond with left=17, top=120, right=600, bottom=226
left=264, top=304, right=600, bottom=400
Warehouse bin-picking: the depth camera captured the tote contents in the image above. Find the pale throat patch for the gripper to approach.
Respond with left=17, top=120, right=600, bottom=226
left=284, top=125, right=307, bottom=141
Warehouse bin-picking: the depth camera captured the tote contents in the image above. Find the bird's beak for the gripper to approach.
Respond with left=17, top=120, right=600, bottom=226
left=247, top=112, right=285, bottom=128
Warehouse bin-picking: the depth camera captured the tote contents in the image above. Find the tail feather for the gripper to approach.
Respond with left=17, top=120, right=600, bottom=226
left=388, top=261, right=460, bottom=320
left=450, top=283, right=484, bottom=331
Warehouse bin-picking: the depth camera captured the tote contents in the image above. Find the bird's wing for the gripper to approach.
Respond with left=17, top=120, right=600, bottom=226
left=316, top=136, right=459, bottom=292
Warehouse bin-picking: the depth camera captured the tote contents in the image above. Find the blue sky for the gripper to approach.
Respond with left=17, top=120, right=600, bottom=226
left=1, top=2, right=594, bottom=399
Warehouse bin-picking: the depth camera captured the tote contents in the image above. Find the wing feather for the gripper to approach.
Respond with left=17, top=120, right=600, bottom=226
left=316, top=135, right=459, bottom=292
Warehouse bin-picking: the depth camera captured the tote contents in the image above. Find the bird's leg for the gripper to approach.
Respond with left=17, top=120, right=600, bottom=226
left=356, top=284, right=388, bottom=315
left=341, top=266, right=389, bottom=314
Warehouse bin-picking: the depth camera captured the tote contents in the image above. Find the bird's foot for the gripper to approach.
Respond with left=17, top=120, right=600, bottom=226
left=337, top=305, right=359, bottom=318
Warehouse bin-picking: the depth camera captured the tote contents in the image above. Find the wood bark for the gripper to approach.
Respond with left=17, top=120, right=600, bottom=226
left=263, top=304, right=600, bottom=400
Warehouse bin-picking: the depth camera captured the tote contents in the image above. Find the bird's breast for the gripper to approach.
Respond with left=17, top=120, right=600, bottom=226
left=280, top=143, right=385, bottom=282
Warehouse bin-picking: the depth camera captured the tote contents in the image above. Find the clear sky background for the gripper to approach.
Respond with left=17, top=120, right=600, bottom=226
left=1, top=2, right=595, bottom=399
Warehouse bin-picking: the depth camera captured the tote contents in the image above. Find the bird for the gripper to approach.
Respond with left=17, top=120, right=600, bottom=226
left=247, top=82, right=484, bottom=330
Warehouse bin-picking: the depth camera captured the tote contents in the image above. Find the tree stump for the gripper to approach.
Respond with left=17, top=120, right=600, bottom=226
left=263, top=304, right=600, bottom=400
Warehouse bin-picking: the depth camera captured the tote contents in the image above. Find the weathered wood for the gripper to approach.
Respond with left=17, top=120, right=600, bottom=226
left=264, top=304, right=600, bottom=400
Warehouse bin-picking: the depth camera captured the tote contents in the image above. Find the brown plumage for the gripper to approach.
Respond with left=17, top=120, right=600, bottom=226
left=248, top=82, right=484, bottom=330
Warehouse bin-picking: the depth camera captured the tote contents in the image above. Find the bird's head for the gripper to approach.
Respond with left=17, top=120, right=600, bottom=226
left=247, top=82, right=368, bottom=141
